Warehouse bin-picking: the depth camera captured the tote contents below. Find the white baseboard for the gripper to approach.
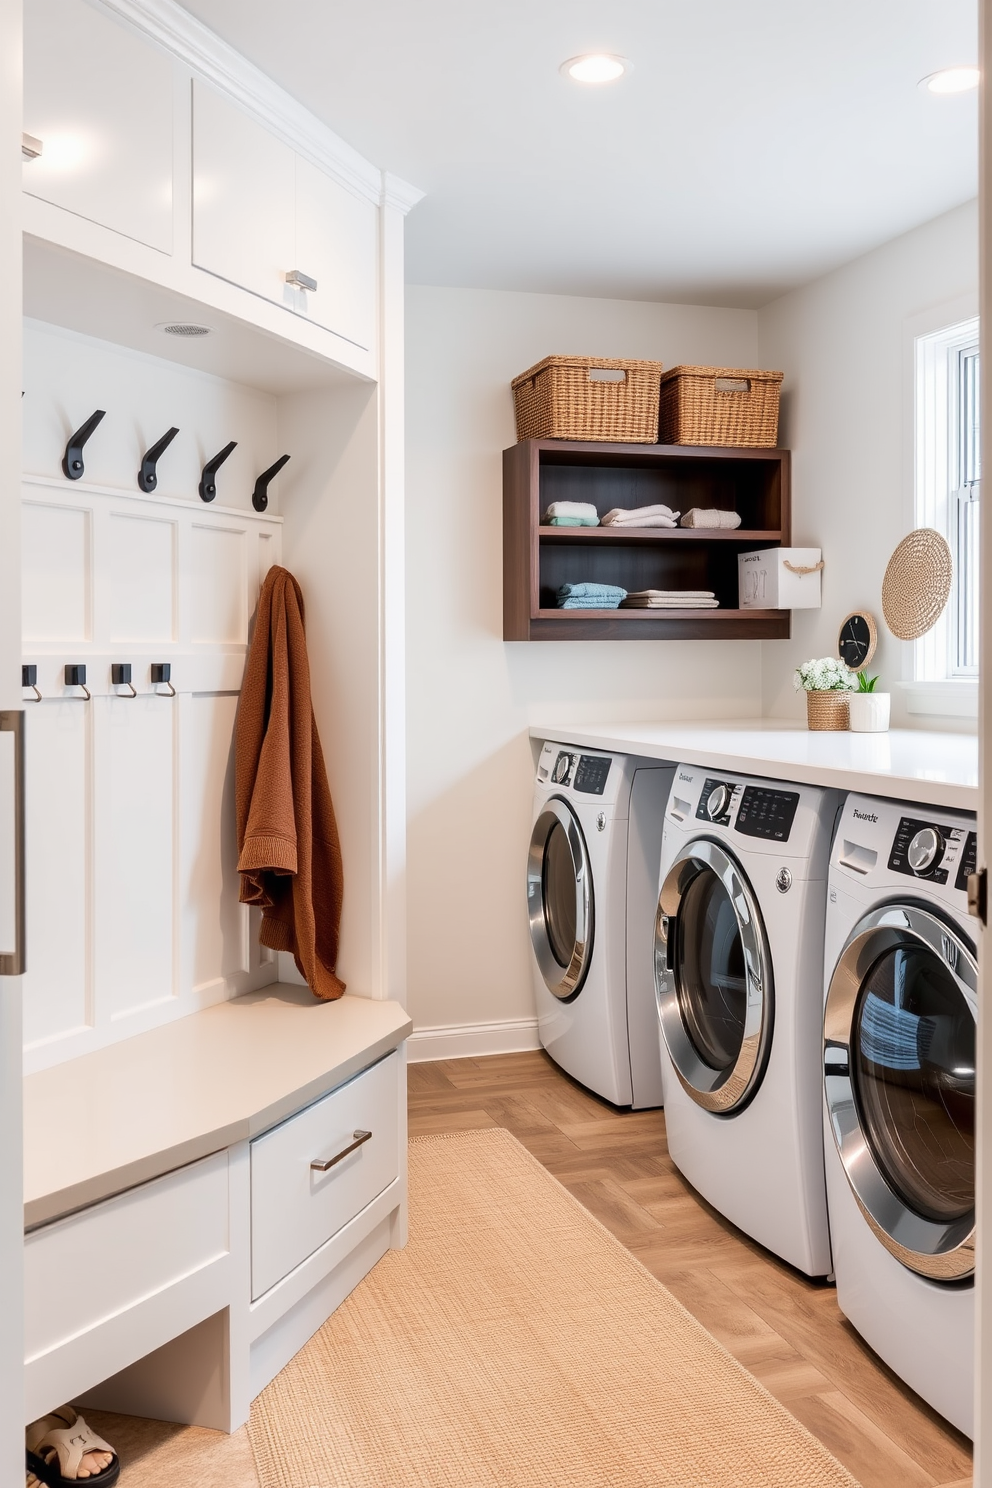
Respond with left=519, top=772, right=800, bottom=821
left=407, top=1017, right=542, bottom=1064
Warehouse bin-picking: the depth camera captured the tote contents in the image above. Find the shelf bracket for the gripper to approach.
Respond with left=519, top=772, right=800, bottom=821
left=252, top=454, right=290, bottom=513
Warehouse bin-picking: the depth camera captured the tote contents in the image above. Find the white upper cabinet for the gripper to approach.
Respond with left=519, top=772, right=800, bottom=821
left=191, top=81, right=296, bottom=310
left=193, top=82, right=377, bottom=351
left=23, top=0, right=174, bottom=254
left=295, top=157, right=377, bottom=349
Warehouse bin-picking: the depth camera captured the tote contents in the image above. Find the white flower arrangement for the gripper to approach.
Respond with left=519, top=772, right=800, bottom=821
left=793, top=656, right=857, bottom=693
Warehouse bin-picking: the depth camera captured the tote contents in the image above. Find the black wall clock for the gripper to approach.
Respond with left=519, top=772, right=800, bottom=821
left=838, top=611, right=878, bottom=670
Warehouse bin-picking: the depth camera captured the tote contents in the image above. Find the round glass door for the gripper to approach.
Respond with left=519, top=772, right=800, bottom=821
left=824, top=904, right=977, bottom=1281
left=654, top=840, right=773, bottom=1113
left=527, top=798, right=593, bottom=1001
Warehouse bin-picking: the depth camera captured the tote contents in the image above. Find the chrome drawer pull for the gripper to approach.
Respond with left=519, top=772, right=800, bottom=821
left=310, top=1129, right=372, bottom=1172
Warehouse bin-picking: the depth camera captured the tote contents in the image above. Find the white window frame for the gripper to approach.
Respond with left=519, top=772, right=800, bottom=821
left=905, top=312, right=980, bottom=715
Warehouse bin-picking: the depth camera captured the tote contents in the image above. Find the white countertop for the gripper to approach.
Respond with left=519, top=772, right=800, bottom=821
left=530, top=720, right=979, bottom=812
left=24, top=986, right=412, bottom=1229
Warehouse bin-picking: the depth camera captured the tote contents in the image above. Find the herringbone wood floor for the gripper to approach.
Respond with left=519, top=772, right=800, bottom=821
left=409, top=1049, right=973, bottom=1488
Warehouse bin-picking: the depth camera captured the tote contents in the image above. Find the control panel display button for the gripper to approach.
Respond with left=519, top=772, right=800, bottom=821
left=573, top=755, right=612, bottom=796
left=735, top=786, right=800, bottom=842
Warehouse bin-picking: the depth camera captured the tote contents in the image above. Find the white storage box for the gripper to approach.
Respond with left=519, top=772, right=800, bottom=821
left=738, top=548, right=822, bottom=610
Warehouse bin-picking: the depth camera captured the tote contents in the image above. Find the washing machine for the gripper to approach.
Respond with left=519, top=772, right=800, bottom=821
left=528, top=741, right=674, bottom=1107
left=823, top=793, right=977, bottom=1437
left=653, top=765, right=841, bottom=1276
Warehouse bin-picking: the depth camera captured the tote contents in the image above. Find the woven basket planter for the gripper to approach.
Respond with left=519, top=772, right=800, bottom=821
left=806, top=691, right=850, bottom=731
left=658, top=366, right=783, bottom=447
left=511, top=356, right=663, bottom=443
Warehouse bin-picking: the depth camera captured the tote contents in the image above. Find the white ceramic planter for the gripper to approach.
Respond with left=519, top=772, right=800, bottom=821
left=848, top=692, right=890, bottom=733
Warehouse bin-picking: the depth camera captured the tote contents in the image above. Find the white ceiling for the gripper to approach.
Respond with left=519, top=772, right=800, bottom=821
left=180, top=0, right=978, bottom=308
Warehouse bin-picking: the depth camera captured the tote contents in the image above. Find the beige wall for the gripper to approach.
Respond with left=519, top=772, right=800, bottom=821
left=757, top=198, right=978, bottom=726
left=404, top=286, right=764, bottom=1036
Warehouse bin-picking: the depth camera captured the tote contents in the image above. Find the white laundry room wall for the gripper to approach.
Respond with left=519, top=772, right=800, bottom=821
left=757, top=198, right=978, bottom=729
left=404, top=286, right=763, bottom=1056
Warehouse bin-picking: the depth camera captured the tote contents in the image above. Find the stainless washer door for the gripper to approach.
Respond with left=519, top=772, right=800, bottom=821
left=654, top=839, right=773, bottom=1113
left=527, top=797, right=594, bottom=1001
left=824, top=903, right=977, bottom=1281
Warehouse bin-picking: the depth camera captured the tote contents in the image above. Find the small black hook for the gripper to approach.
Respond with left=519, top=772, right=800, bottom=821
left=62, top=410, right=106, bottom=481
left=252, top=454, right=290, bottom=512
left=138, top=426, right=179, bottom=493
left=151, top=662, right=176, bottom=697
left=111, top=663, right=137, bottom=698
left=22, top=664, right=41, bottom=702
left=199, top=441, right=237, bottom=503
left=64, top=663, right=91, bottom=701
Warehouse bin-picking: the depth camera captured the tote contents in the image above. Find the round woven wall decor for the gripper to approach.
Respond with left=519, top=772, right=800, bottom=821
left=881, top=528, right=953, bottom=641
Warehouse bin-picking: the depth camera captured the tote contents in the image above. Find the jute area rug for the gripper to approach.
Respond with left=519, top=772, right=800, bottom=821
left=247, top=1129, right=860, bottom=1488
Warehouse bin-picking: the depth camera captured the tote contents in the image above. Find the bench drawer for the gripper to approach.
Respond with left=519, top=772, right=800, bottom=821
left=250, top=1051, right=399, bottom=1299
left=25, top=1151, right=230, bottom=1370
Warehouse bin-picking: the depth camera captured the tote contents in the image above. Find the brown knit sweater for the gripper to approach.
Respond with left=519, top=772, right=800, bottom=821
left=236, top=566, right=345, bottom=1000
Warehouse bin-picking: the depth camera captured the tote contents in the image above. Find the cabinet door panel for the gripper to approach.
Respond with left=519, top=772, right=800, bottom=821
left=23, top=0, right=173, bottom=253
left=295, top=158, right=377, bottom=349
left=192, top=81, right=295, bottom=309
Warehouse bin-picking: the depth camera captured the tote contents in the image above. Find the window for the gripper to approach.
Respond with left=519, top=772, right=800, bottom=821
left=914, top=318, right=980, bottom=684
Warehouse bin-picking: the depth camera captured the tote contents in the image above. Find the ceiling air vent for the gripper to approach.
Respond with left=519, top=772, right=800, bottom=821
left=156, top=321, right=212, bottom=338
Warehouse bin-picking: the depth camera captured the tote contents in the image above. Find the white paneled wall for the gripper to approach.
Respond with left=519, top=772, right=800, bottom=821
left=21, top=478, right=281, bottom=1071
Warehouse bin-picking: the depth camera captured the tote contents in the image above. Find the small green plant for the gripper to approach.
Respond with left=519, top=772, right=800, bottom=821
left=857, top=670, right=879, bottom=693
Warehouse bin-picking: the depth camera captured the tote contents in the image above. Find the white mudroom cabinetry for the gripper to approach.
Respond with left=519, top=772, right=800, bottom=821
left=23, top=0, right=175, bottom=253
left=192, top=81, right=378, bottom=349
left=14, top=0, right=419, bottom=1438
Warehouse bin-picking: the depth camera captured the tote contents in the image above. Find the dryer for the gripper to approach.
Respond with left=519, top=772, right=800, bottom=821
left=654, top=765, right=841, bottom=1276
left=823, top=793, right=977, bottom=1437
left=528, top=741, right=674, bottom=1108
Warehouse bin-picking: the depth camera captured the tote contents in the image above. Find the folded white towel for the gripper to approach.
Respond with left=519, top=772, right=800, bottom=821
left=679, top=509, right=742, bottom=529
left=602, top=513, right=678, bottom=529
left=625, top=589, right=715, bottom=599
left=621, top=597, right=720, bottom=609
left=601, top=504, right=678, bottom=524
left=543, top=501, right=599, bottom=519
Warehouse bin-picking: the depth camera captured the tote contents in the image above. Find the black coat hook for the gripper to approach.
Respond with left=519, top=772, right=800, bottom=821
left=138, top=426, right=179, bottom=493
left=252, top=454, right=290, bottom=513
left=62, top=410, right=106, bottom=481
left=22, top=664, right=41, bottom=702
left=64, top=663, right=91, bottom=701
left=199, top=441, right=237, bottom=503
left=111, top=663, right=137, bottom=698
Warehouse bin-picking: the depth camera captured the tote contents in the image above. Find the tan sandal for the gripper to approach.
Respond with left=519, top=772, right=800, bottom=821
left=26, top=1407, right=120, bottom=1488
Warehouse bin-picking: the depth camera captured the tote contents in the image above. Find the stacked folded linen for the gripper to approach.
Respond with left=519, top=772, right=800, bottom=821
left=620, top=589, right=719, bottom=609
left=601, top=504, right=680, bottom=528
left=542, top=501, right=600, bottom=527
left=679, top=509, right=742, bottom=529
left=557, top=582, right=627, bottom=610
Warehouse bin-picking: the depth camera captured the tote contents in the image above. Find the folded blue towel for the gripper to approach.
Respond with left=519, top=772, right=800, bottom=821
left=557, top=582, right=627, bottom=610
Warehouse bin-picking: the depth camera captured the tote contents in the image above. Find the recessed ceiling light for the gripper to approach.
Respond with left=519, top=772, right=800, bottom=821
left=561, top=54, right=627, bottom=84
left=920, top=66, right=980, bottom=95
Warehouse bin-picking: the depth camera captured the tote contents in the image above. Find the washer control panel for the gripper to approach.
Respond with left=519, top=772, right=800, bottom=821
left=735, top=785, right=801, bottom=842
left=536, top=741, right=616, bottom=798
left=887, top=815, right=970, bottom=885
left=955, top=832, right=978, bottom=894
left=573, top=755, right=612, bottom=795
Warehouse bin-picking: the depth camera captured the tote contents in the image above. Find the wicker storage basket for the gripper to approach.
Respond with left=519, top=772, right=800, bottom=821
left=658, top=366, right=784, bottom=447
left=806, top=691, right=850, bottom=731
left=511, top=356, right=663, bottom=443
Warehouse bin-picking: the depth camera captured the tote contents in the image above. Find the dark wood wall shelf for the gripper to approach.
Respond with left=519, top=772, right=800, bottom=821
left=503, top=439, right=792, bottom=641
